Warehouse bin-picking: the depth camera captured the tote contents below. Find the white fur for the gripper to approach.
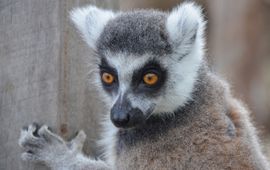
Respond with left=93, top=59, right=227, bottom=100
left=98, top=116, right=118, bottom=167
left=153, top=2, right=206, bottom=114
left=166, top=2, right=205, bottom=57
left=154, top=42, right=204, bottom=113
left=70, top=5, right=115, bottom=50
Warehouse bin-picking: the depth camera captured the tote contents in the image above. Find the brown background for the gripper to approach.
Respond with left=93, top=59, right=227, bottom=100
left=0, top=0, right=269, bottom=169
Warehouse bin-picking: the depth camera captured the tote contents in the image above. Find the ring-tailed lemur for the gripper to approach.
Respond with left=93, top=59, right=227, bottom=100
left=19, top=3, right=270, bottom=170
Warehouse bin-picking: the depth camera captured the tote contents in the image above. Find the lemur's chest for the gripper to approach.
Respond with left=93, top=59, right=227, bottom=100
left=114, top=123, right=191, bottom=169
left=113, top=117, right=237, bottom=170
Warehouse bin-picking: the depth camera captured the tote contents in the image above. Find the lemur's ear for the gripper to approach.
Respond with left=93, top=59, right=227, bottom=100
left=70, top=5, right=115, bottom=50
left=166, top=3, right=205, bottom=57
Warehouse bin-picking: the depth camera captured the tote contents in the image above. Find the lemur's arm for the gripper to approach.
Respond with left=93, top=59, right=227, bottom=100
left=19, top=123, right=110, bottom=170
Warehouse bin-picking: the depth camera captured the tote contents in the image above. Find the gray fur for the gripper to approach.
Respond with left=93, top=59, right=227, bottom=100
left=97, top=10, right=172, bottom=56
left=19, top=3, right=270, bottom=170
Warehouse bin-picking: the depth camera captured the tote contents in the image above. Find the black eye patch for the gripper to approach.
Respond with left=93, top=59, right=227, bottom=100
left=99, top=57, right=118, bottom=93
left=131, top=60, right=167, bottom=95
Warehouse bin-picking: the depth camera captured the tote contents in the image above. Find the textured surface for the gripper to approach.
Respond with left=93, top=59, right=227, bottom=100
left=0, top=0, right=118, bottom=169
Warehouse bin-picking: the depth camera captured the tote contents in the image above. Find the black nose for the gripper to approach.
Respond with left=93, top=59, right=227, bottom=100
left=110, top=96, right=145, bottom=128
left=110, top=96, right=133, bottom=128
left=110, top=107, right=145, bottom=128
left=111, top=110, right=130, bottom=127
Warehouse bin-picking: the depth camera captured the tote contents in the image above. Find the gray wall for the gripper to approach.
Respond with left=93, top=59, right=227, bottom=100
left=0, top=0, right=118, bottom=169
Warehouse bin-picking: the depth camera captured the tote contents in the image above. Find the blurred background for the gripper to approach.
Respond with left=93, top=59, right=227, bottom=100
left=0, top=0, right=269, bottom=169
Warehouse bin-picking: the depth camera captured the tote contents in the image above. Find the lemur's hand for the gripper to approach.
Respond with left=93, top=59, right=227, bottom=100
left=19, top=123, right=86, bottom=168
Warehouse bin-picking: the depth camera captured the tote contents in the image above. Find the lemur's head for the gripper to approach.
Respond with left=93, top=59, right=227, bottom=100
left=71, top=3, right=205, bottom=128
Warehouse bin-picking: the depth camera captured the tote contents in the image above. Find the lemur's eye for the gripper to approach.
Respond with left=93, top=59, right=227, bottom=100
left=102, top=72, right=115, bottom=85
left=143, top=73, right=159, bottom=86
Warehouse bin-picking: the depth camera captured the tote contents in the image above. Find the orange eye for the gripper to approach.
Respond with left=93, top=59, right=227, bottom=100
left=102, top=72, right=115, bottom=85
left=143, top=73, right=159, bottom=86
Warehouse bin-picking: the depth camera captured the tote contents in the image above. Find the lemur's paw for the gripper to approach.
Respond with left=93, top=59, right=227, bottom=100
left=19, top=123, right=65, bottom=163
left=68, top=130, right=86, bottom=152
left=19, top=123, right=87, bottom=166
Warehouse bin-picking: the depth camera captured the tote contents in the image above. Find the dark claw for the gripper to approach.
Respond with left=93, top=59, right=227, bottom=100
left=68, top=131, right=79, bottom=141
left=27, top=150, right=34, bottom=154
left=47, top=126, right=53, bottom=132
left=32, top=123, right=40, bottom=137
left=74, top=131, right=79, bottom=138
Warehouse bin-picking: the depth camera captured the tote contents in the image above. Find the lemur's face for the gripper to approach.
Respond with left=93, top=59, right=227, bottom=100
left=97, top=53, right=168, bottom=128
left=71, top=3, right=205, bottom=128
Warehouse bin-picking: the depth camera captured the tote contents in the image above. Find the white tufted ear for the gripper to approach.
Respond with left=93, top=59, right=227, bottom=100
left=166, top=2, right=205, bottom=57
left=70, top=5, right=115, bottom=50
